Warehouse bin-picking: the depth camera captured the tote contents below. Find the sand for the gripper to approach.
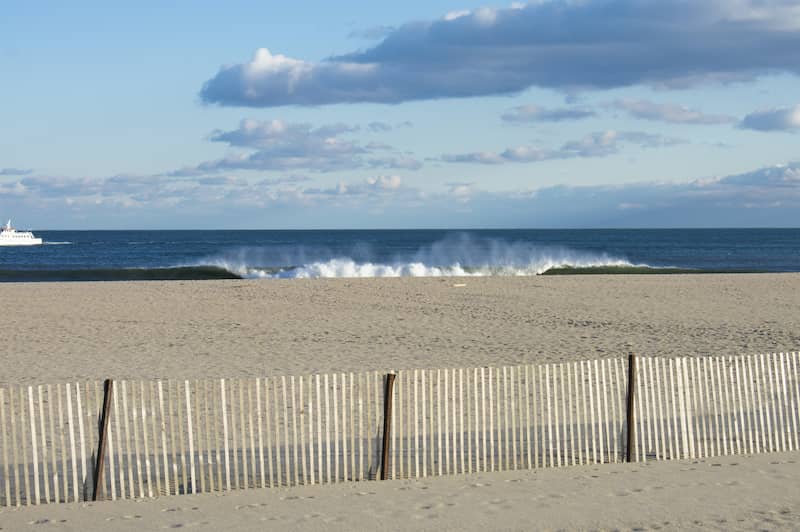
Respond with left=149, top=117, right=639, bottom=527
left=2, top=274, right=799, bottom=386
left=2, top=273, right=800, bottom=529
left=1, top=452, right=797, bottom=531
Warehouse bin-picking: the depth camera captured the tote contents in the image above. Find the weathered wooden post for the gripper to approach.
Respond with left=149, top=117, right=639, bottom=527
left=626, top=354, right=636, bottom=462
left=92, top=379, right=113, bottom=501
left=380, top=373, right=396, bottom=480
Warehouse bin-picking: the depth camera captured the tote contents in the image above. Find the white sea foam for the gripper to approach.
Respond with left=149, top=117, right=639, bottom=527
left=43, top=241, right=72, bottom=245
left=199, top=234, right=640, bottom=279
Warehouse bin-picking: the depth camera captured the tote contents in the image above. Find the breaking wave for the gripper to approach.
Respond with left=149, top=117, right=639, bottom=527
left=200, top=234, right=644, bottom=279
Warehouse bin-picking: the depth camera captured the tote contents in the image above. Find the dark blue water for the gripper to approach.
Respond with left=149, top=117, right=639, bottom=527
left=1, top=229, right=799, bottom=281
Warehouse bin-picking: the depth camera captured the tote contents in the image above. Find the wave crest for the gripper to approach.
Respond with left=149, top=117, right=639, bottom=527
left=201, top=234, right=639, bottom=279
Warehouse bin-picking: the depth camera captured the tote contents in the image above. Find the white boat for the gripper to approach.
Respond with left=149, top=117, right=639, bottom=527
left=0, top=220, right=43, bottom=246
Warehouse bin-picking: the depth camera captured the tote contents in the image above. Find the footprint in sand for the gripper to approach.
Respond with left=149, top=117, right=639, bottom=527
left=106, top=515, right=142, bottom=521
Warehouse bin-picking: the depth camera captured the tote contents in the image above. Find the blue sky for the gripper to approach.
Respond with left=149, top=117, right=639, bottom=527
left=1, top=0, right=799, bottom=229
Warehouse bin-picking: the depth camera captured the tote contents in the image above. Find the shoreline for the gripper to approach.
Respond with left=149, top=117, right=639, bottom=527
left=0, top=266, right=780, bottom=283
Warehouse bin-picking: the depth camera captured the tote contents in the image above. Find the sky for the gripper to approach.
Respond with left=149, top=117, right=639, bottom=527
left=1, top=0, right=799, bottom=229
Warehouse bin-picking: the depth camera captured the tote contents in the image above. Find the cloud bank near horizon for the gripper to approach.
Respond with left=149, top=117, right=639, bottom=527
left=4, top=163, right=798, bottom=228
left=200, top=0, right=800, bottom=108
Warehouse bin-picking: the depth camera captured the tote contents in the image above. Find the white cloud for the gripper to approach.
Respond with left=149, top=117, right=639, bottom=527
left=5, top=163, right=800, bottom=228
left=201, top=1, right=800, bottom=107
left=172, top=119, right=421, bottom=174
left=443, top=10, right=471, bottom=21
left=613, top=99, right=735, bottom=125
left=501, top=105, right=596, bottom=123
left=442, top=130, right=684, bottom=164
left=0, top=168, right=33, bottom=176
left=739, top=104, right=800, bottom=131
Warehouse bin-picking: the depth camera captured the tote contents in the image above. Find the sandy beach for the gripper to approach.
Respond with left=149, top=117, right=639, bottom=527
left=2, top=273, right=799, bottom=530
left=1, top=452, right=798, bottom=531
left=2, top=274, right=799, bottom=386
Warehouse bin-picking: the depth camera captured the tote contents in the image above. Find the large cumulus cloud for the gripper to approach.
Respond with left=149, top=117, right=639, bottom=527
left=200, top=0, right=800, bottom=107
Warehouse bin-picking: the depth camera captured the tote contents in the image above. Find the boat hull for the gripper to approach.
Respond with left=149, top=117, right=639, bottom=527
left=0, top=238, right=43, bottom=246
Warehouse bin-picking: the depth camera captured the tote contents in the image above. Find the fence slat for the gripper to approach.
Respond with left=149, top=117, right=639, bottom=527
left=694, top=358, right=707, bottom=458
left=299, top=376, right=308, bottom=484
left=730, top=357, right=747, bottom=453
left=307, top=375, right=315, bottom=485
left=349, top=372, right=354, bottom=480
left=611, top=359, right=620, bottom=462
left=777, top=354, right=789, bottom=452
left=568, top=363, right=577, bottom=466
left=157, top=381, right=169, bottom=497
left=792, top=353, right=800, bottom=451
left=247, top=380, right=257, bottom=489
left=422, top=370, right=428, bottom=477
left=37, top=386, right=49, bottom=504
left=337, top=374, right=344, bottom=483
left=413, top=370, right=419, bottom=478
left=357, top=373, right=364, bottom=481
left=1, top=389, right=11, bottom=506
left=500, top=367, right=509, bottom=470
left=664, top=359, right=676, bottom=459
left=66, top=383, right=79, bottom=502
left=779, top=354, right=792, bottom=451
left=789, top=353, right=799, bottom=451
left=264, top=378, right=274, bottom=487
left=184, top=381, right=196, bottom=495
left=141, top=382, right=153, bottom=498
left=279, top=377, right=290, bottom=487
left=273, top=377, right=283, bottom=487
left=129, top=383, right=143, bottom=498
left=635, top=358, right=646, bottom=462
left=760, top=354, right=773, bottom=452
left=552, top=365, right=560, bottom=467
left=478, top=368, right=489, bottom=475
left=11, top=388, right=21, bottom=506
left=239, top=379, right=249, bottom=490
left=459, top=368, right=466, bottom=475
left=150, top=382, right=162, bottom=497
left=579, top=362, right=588, bottom=466
left=676, top=359, right=689, bottom=459
left=723, top=357, right=736, bottom=455
left=745, top=355, right=757, bottom=454
left=27, top=387, right=40, bottom=505
left=292, top=375, right=302, bottom=486
left=411, top=371, right=417, bottom=478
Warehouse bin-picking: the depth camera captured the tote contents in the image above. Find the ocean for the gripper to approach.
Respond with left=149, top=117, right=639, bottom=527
left=1, top=229, right=799, bottom=282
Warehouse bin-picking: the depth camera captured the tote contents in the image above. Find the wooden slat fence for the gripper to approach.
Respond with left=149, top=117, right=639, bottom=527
left=1, top=352, right=798, bottom=507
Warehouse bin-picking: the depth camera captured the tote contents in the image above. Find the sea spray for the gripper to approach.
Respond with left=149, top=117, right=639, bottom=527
left=199, top=233, right=639, bottom=279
